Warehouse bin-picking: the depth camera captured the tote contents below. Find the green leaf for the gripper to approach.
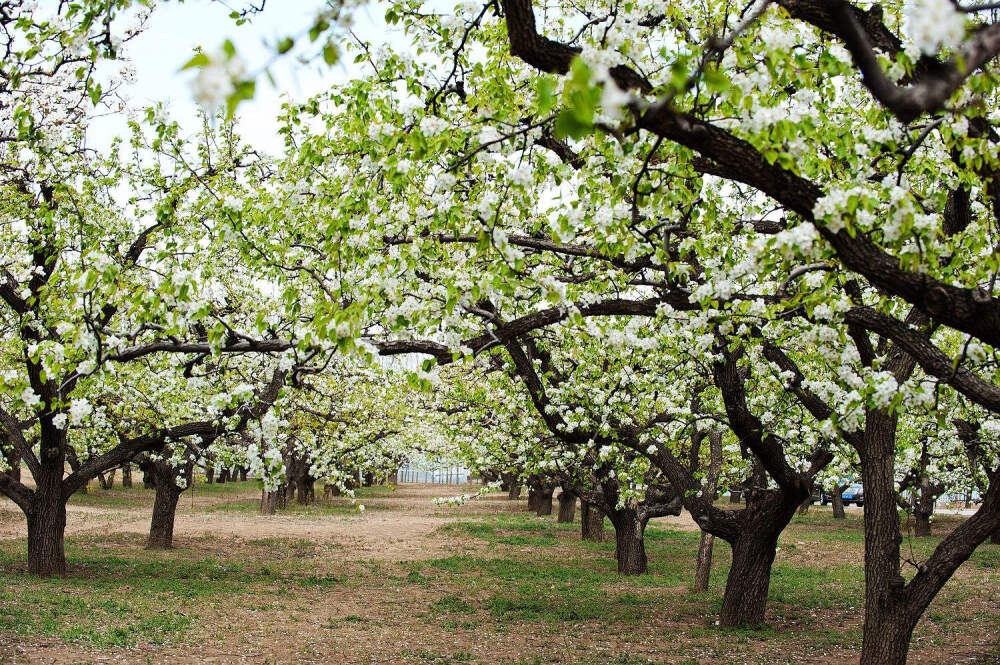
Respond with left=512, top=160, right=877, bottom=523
left=323, top=43, right=339, bottom=66
left=225, top=79, right=256, bottom=119
left=180, top=52, right=210, bottom=71
left=703, top=68, right=730, bottom=94
left=536, top=77, right=557, bottom=115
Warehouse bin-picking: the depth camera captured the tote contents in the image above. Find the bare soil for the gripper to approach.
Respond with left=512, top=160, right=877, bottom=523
left=0, top=483, right=996, bottom=665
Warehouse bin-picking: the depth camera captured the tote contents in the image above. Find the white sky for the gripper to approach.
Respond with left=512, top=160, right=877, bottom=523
left=88, top=0, right=391, bottom=154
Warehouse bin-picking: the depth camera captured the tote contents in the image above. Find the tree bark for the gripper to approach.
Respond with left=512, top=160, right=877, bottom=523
left=580, top=501, right=605, bottom=542
left=239, top=466, right=248, bottom=482
left=913, top=510, right=932, bottom=537
left=296, top=475, right=315, bottom=505
left=859, top=609, right=920, bottom=665
left=507, top=482, right=522, bottom=500
left=990, top=527, right=1000, bottom=545
left=729, top=490, right=741, bottom=503
left=609, top=508, right=647, bottom=575
left=121, top=464, right=132, bottom=488
left=27, top=482, right=66, bottom=577
left=860, top=410, right=910, bottom=665
left=535, top=485, right=554, bottom=516
left=832, top=484, right=847, bottom=519
left=97, top=468, right=115, bottom=490
left=143, top=460, right=191, bottom=549
left=147, top=479, right=181, bottom=549
left=557, top=489, right=576, bottom=523
left=693, top=531, right=714, bottom=592
left=717, top=492, right=799, bottom=628
left=216, top=468, right=230, bottom=484
left=796, top=492, right=811, bottom=514
left=205, top=466, right=215, bottom=484
left=260, top=489, right=279, bottom=515
left=527, top=484, right=538, bottom=512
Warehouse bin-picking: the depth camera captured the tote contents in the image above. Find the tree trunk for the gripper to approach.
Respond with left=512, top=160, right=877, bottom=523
left=860, top=409, right=910, bottom=665
left=797, top=492, right=811, bottom=514
left=205, top=466, right=215, bottom=484
left=992, top=527, right=1000, bottom=545
left=527, top=485, right=538, bottom=512
left=296, top=475, right=315, bottom=505
left=914, top=509, right=932, bottom=537
left=694, top=531, right=714, bottom=592
left=580, top=501, right=605, bottom=542
left=27, top=462, right=67, bottom=577
left=97, top=469, right=115, bottom=490
left=239, top=466, right=248, bottom=482
left=832, top=484, right=847, bottom=519
left=557, top=490, right=576, bottom=523
left=216, top=468, right=230, bottom=484
left=276, top=483, right=288, bottom=509
left=147, top=477, right=181, bottom=549
left=121, top=464, right=132, bottom=488
left=729, top=490, right=741, bottom=503
left=859, top=607, right=920, bottom=665
left=535, top=486, right=554, bottom=516
left=609, top=509, right=647, bottom=575
left=507, top=482, right=522, bottom=500
left=260, top=489, right=279, bottom=515
left=284, top=481, right=296, bottom=505
left=719, top=531, right=778, bottom=627
left=717, top=492, right=797, bottom=628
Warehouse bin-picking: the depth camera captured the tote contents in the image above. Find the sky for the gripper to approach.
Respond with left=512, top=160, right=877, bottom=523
left=88, top=0, right=391, bottom=154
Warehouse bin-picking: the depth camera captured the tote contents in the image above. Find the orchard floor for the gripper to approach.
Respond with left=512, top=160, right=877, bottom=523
left=0, top=482, right=997, bottom=665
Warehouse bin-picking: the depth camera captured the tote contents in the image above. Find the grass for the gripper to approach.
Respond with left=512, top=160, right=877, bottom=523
left=0, top=487, right=997, bottom=663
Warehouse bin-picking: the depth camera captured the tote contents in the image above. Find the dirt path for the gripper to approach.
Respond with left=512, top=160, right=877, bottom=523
left=0, top=482, right=700, bottom=560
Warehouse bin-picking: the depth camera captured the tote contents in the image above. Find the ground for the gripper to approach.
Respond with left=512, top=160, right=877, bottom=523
left=0, top=481, right=997, bottom=665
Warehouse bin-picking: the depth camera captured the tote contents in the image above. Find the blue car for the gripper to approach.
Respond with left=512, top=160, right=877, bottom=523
left=841, top=483, right=865, bottom=507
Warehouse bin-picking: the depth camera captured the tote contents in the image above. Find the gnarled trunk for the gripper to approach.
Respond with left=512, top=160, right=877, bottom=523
left=719, top=530, right=778, bottom=627
left=580, top=501, right=605, bottom=542
left=609, top=508, right=647, bottom=575
left=143, top=460, right=191, bottom=549
left=216, top=468, right=230, bottom=484
left=860, top=606, right=920, bottom=665
left=27, top=493, right=67, bottom=577
left=831, top=484, right=847, bottom=519
left=296, top=475, right=315, bottom=505
left=992, top=527, right=1000, bottom=545
left=534, top=485, right=554, bottom=516
left=121, top=464, right=132, bottom=488
left=147, top=481, right=181, bottom=549
left=260, top=489, right=279, bottom=515
left=557, top=489, right=576, bottom=523
left=527, top=481, right=539, bottom=512
left=204, top=466, right=215, bottom=484
left=693, top=531, right=714, bottom=592
left=507, top=482, right=522, bottom=500
left=860, top=410, right=909, bottom=665
left=97, top=468, right=115, bottom=490
left=913, top=509, right=932, bottom=537
left=718, top=492, right=798, bottom=628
